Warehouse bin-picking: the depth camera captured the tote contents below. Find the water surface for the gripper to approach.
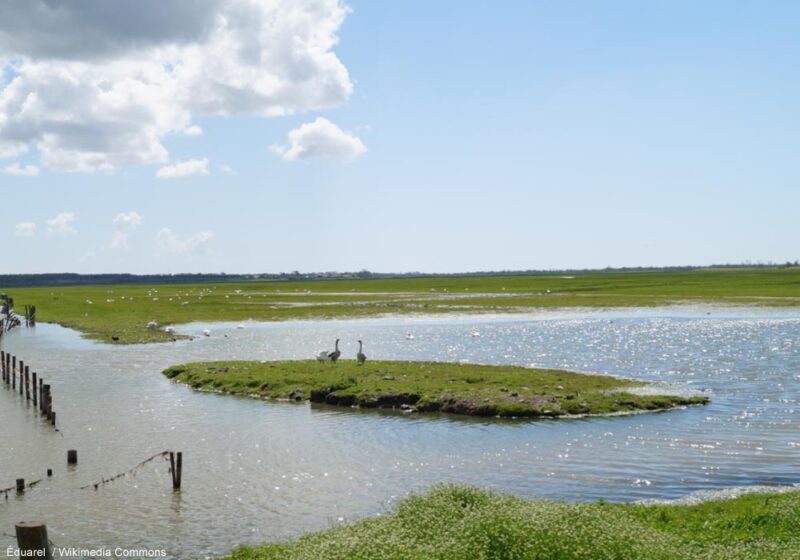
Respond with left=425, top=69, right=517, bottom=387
left=1, top=307, right=798, bottom=558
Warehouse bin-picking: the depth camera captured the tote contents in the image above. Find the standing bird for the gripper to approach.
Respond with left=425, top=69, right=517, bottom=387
left=328, top=339, right=341, bottom=363
left=316, top=350, right=330, bottom=362
left=357, top=340, right=367, bottom=365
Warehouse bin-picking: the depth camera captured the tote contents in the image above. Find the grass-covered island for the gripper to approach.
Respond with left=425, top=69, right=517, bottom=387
left=162, top=360, right=707, bottom=418
left=226, top=484, right=800, bottom=560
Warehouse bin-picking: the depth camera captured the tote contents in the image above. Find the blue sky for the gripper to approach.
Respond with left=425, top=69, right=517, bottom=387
left=1, top=1, right=799, bottom=274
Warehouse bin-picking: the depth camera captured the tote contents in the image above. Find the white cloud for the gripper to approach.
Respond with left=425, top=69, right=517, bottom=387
left=110, top=210, right=143, bottom=249
left=156, top=158, right=210, bottom=179
left=157, top=227, right=214, bottom=254
left=109, top=231, right=129, bottom=249
left=218, top=163, right=237, bottom=176
left=183, top=125, right=203, bottom=136
left=0, top=1, right=353, bottom=173
left=14, top=222, right=36, bottom=236
left=47, top=212, right=76, bottom=235
left=113, top=211, right=143, bottom=229
left=3, top=162, right=39, bottom=176
left=80, top=250, right=96, bottom=262
left=271, top=117, right=366, bottom=162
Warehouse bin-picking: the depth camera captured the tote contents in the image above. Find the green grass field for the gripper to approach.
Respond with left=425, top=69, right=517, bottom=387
left=227, top=484, right=800, bottom=560
left=163, top=360, right=707, bottom=418
left=4, top=267, right=800, bottom=343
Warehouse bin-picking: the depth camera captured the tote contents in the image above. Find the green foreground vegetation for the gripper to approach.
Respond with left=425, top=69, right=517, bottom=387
left=163, top=360, right=707, bottom=418
left=227, top=484, right=800, bottom=560
left=5, top=267, right=800, bottom=344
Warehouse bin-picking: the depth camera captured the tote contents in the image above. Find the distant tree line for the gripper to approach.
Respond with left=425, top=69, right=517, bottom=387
left=0, top=261, right=797, bottom=289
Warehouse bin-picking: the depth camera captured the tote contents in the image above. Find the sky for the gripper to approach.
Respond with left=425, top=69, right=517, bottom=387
left=1, top=1, right=799, bottom=274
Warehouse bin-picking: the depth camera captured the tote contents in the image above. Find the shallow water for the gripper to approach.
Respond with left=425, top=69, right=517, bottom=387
left=0, top=307, right=799, bottom=558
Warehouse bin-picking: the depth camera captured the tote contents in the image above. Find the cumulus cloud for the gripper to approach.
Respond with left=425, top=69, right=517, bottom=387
left=113, top=211, right=143, bottom=229
left=218, top=163, right=237, bottom=176
left=0, top=1, right=220, bottom=59
left=110, top=210, right=143, bottom=249
left=3, top=162, right=39, bottom=176
left=157, top=227, right=214, bottom=254
left=271, top=117, right=366, bottom=161
left=183, top=125, right=203, bottom=136
left=109, top=231, right=130, bottom=249
left=156, top=158, right=210, bottom=178
left=0, top=0, right=353, bottom=172
left=14, top=222, right=36, bottom=236
left=47, top=212, right=76, bottom=235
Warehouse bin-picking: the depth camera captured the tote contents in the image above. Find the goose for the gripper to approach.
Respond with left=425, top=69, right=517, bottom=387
left=357, top=340, right=367, bottom=365
left=405, top=333, right=415, bottom=340
left=327, top=339, right=341, bottom=363
left=316, top=350, right=330, bottom=362
left=202, top=329, right=211, bottom=337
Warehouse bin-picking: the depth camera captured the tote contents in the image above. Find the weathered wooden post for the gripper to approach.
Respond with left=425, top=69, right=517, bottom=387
left=67, top=450, right=77, bottom=465
left=38, top=379, right=43, bottom=411
left=46, top=469, right=52, bottom=477
left=1, top=350, right=5, bottom=382
left=15, top=522, right=53, bottom=560
left=16, top=478, right=25, bottom=493
left=18, top=359, right=24, bottom=395
left=24, top=365, right=30, bottom=400
left=32, top=372, right=37, bottom=405
left=42, top=384, right=51, bottom=419
left=50, top=411, right=56, bottom=427
left=169, top=451, right=183, bottom=490
left=12, top=355, right=16, bottom=389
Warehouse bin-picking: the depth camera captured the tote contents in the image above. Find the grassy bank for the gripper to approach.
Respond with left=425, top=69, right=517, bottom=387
left=227, top=484, right=800, bottom=560
left=5, top=267, right=800, bottom=344
left=162, top=360, right=707, bottom=418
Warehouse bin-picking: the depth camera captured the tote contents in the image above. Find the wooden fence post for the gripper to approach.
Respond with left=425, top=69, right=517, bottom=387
left=67, top=450, right=77, bottom=465
left=24, top=365, right=29, bottom=400
left=170, top=451, right=183, bottom=490
left=15, top=522, right=53, bottom=560
left=42, top=385, right=50, bottom=419
left=177, top=451, right=183, bottom=489
left=32, top=372, right=37, bottom=405
left=16, top=478, right=25, bottom=493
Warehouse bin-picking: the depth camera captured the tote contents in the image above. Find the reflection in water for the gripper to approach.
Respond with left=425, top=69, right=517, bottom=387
left=0, top=307, right=799, bottom=558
